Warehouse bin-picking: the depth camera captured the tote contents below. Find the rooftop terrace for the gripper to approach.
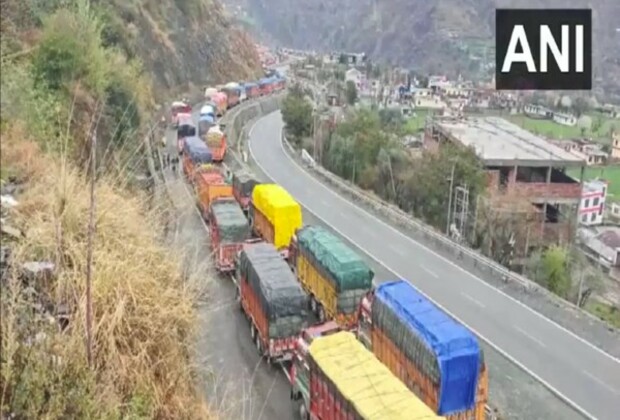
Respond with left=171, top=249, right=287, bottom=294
left=435, top=117, right=586, bottom=167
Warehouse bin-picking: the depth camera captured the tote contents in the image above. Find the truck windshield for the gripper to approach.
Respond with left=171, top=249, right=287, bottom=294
left=268, top=315, right=306, bottom=339
left=337, top=289, right=367, bottom=314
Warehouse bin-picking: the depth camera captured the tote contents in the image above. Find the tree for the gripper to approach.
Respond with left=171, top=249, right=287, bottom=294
left=281, top=85, right=313, bottom=145
left=345, top=80, right=358, bottom=105
left=525, top=245, right=604, bottom=304
left=572, top=97, right=590, bottom=117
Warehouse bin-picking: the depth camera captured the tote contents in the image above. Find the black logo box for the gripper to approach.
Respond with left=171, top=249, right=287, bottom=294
left=495, top=9, right=592, bottom=91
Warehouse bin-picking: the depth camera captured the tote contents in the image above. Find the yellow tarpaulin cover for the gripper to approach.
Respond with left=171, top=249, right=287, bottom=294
left=252, top=184, right=302, bottom=249
left=309, top=332, right=445, bottom=420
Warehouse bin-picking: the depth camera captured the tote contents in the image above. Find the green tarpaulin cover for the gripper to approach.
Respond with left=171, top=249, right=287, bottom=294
left=296, top=225, right=374, bottom=292
left=211, top=199, right=250, bottom=243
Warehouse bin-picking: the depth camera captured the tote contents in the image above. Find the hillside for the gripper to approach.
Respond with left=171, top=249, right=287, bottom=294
left=223, top=0, right=620, bottom=98
left=2, top=0, right=261, bottom=99
left=1, top=0, right=259, bottom=417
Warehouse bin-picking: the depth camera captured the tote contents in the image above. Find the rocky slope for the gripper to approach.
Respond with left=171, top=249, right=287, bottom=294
left=223, top=0, right=620, bottom=97
left=2, top=0, right=262, bottom=99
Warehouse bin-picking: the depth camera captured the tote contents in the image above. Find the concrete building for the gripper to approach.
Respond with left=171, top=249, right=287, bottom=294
left=611, top=133, right=620, bottom=160
left=551, top=139, right=608, bottom=165
left=553, top=112, right=577, bottom=126
left=579, top=180, right=608, bottom=226
left=424, top=116, right=586, bottom=250
left=344, top=68, right=364, bottom=89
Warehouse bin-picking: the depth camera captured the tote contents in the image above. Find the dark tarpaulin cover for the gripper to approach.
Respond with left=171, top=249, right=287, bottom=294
left=198, top=117, right=214, bottom=137
left=296, top=225, right=373, bottom=293
left=211, top=199, right=250, bottom=244
left=233, top=171, right=259, bottom=196
left=177, top=123, right=196, bottom=138
left=373, top=280, right=481, bottom=415
left=238, top=243, right=307, bottom=332
left=183, top=136, right=212, bottom=165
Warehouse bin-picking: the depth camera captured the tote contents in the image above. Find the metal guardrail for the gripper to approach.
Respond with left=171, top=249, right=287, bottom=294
left=286, top=142, right=610, bottom=322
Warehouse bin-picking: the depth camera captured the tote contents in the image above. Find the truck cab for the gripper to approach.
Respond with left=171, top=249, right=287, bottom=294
left=289, top=321, right=342, bottom=419
left=356, top=289, right=374, bottom=350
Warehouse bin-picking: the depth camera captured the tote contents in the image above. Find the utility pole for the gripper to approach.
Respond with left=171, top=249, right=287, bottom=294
left=446, top=162, right=456, bottom=235
left=85, top=129, right=96, bottom=368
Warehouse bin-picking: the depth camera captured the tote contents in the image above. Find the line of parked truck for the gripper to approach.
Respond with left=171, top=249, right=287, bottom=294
left=173, top=70, right=489, bottom=419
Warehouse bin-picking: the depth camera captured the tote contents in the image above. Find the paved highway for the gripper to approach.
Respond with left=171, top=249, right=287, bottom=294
left=163, top=119, right=293, bottom=419
left=248, top=111, right=620, bottom=420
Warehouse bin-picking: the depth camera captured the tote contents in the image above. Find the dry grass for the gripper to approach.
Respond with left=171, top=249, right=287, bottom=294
left=0, top=133, right=215, bottom=419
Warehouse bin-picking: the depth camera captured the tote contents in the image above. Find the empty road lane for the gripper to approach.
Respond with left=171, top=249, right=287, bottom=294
left=248, top=111, right=620, bottom=420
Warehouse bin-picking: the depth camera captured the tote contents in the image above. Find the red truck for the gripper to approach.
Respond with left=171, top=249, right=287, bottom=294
left=291, top=330, right=444, bottom=420
left=209, top=198, right=250, bottom=273
left=232, top=171, right=259, bottom=214
left=194, top=168, right=233, bottom=221
left=289, top=321, right=342, bottom=416
left=170, top=101, right=191, bottom=127
left=236, top=242, right=308, bottom=363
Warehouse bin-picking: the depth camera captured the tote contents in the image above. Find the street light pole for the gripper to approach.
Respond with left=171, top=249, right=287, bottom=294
left=446, top=162, right=456, bottom=236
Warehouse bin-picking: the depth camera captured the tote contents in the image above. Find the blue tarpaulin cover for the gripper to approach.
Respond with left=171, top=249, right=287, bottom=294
left=199, top=114, right=215, bottom=123
left=183, top=136, right=212, bottom=164
left=375, top=280, right=481, bottom=415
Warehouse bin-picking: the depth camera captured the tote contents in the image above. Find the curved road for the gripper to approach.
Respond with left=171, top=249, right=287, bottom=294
left=248, top=111, right=620, bottom=420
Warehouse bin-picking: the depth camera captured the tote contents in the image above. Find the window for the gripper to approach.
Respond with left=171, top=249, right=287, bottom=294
left=599, top=206, right=603, bottom=216
left=584, top=199, right=590, bottom=208
left=582, top=214, right=588, bottom=222
left=591, top=212, right=597, bottom=222
left=593, top=197, right=600, bottom=206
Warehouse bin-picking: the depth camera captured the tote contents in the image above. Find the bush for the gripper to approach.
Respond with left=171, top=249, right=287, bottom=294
left=0, top=140, right=212, bottom=418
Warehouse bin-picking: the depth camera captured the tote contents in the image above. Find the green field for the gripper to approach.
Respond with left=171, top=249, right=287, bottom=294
left=507, top=113, right=616, bottom=141
left=403, top=109, right=430, bottom=133
left=567, top=165, right=620, bottom=199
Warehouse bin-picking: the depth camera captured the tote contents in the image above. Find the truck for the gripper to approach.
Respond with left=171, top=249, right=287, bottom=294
left=232, top=170, right=259, bottom=214
left=176, top=114, right=196, bottom=154
left=289, top=321, right=342, bottom=413
left=292, top=330, right=446, bottom=420
left=204, top=125, right=227, bottom=162
left=170, top=101, right=191, bottom=127
left=209, top=198, right=250, bottom=272
left=222, top=82, right=241, bottom=108
left=199, top=103, right=216, bottom=118
left=236, top=242, right=308, bottom=363
left=357, top=280, right=488, bottom=420
left=258, top=78, right=274, bottom=96
left=238, top=83, right=248, bottom=102
left=211, top=92, right=228, bottom=116
left=244, top=82, right=260, bottom=100
left=289, top=225, right=373, bottom=327
left=182, top=136, right=212, bottom=183
left=195, top=168, right=233, bottom=220
left=197, top=114, right=215, bottom=138
left=204, top=87, right=218, bottom=100
left=250, top=184, right=302, bottom=259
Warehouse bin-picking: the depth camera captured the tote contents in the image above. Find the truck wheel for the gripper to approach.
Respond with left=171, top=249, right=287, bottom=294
left=255, top=334, right=262, bottom=356
left=298, top=401, right=309, bottom=420
left=250, top=323, right=256, bottom=340
left=317, top=305, right=326, bottom=323
left=309, top=296, right=316, bottom=313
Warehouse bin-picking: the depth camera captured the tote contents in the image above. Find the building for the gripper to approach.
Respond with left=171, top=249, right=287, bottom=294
left=579, top=226, right=620, bottom=271
left=523, top=104, right=553, bottom=119
left=552, top=112, right=577, bottom=126
left=424, top=116, right=586, bottom=251
left=551, top=139, right=609, bottom=165
left=611, top=133, right=620, bottom=160
left=579, top=180, right=608, bottom=226
left=344, top=68, right=363, bottom=89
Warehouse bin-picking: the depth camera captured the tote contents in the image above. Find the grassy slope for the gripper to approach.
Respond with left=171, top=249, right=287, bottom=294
left=1, top=0, right=260, bottom=417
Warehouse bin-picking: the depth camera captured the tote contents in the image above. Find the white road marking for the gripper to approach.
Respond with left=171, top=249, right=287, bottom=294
left=421, top=265, right=438, bottom=278
left=270, top=116, right=619, bottom=367
left=462, top=292, right=486, bottom=308
left=245, top=114, right=599, bottom=420
left=514, top=325, right=547, bottom=349
left=582, top=370, right=620, bottom=395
